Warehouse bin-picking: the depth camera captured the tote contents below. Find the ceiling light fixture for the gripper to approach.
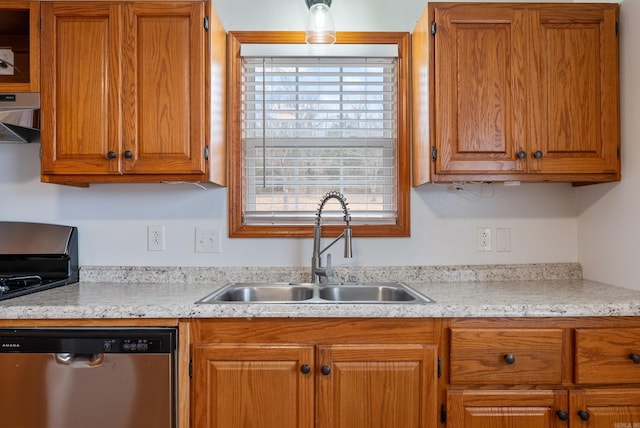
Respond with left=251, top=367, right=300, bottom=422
left=305, top=0, right=336, bottom=45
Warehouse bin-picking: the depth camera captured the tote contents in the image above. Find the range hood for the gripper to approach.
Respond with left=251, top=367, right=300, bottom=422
left=0, top=92, right=40, bottom=143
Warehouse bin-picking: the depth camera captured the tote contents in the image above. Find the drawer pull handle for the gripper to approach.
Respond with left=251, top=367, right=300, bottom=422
left=577, top=410, right=590, bottom=421
left=107, top=151, right=117, bottom=159
left=300, top=364, right=311, bottom=374
left=517, top=150, right=527, bottom=159
left=630, top=353, right=640, bottom=364
left=503, top=354, right=516, bottom=365
left=556, top=410, right=569, bottom=421
left=533, top=150, right=543, bottom=159
left=321, top=365, right=331, bottom=376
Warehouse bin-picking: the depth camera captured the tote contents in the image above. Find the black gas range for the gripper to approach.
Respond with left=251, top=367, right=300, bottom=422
left=0, top=222, right=78, bottom=301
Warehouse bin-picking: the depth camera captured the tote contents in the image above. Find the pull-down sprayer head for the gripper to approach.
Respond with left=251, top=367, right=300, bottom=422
left=315, top=191, right=352, bottom=259
left=311, top=191, right=353, bottom=283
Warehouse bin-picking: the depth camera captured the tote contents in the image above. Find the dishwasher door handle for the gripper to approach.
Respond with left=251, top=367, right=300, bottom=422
left=55, top=353, right=105, bottom=367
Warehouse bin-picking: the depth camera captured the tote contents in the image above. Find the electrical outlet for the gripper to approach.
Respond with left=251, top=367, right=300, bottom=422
left=477, top=227, right=491, bottom=252
left=195, top=228, right=221, bottom=253
left=0, top=48, right=14, bottom=76
left=147, top=225, right=165, bottom=251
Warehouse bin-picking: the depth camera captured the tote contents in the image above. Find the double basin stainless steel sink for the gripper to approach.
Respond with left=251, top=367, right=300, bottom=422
left=196, top=282, right=434, bottom=304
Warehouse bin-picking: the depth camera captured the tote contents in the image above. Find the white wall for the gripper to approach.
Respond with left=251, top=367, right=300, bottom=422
left=576, top=0, right=640, bottom=290
left=0, top=0, right=585, bottom=269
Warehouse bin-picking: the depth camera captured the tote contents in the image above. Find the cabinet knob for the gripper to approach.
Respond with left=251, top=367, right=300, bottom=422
left=556, top=410, right=569, bottom=421
left=124, top=150, right=134, bottom=159
left=533, top=150, right=543, bottom=159
left=577, top=410, right=590, bottom=421
left=300, top=364, right=311, bottom=374
left=517, top=150, right=527, bottom=159
left=503, top=354, right=516, bottom=365
left=630, top=353, right=640, bottom=364
left=321, top=365, right=331, bottom=376
left=107, top=151, right=117, bottom=159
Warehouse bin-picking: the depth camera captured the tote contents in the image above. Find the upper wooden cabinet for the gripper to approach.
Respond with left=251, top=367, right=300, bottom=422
left=0, top=1, right=39, bottom=92
left=413, top=3, right=620, bottom=185
left=40, top=1, right=226, bottom=186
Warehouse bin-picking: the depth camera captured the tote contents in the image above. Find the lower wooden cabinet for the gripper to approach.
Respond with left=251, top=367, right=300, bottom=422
left=575, top=328, right=640, bottom=384
left=316, top=344, right=436, bottom=427
left=448, top=389, right=640, bottom=428
left=444, top=319, right=640, bottom=428
left=190, top=319, right=438, bottom=428
left=449, top=327, right=564, bottom=385
left=571, top=389, right=640, bottom=427
left=447, top=389, right=568, bottom=428
left=187, top=317, right=640, bottom=428
left=192, top=343, right=314, bottom=428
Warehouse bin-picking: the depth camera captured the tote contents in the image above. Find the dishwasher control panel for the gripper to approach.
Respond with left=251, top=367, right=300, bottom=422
left=0, top=328, right=176, bottom=354
left=102, top=337, right=164, bottom=353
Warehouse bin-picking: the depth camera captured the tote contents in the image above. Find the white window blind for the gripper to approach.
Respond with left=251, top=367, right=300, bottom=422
left=242, top=56, right=398, bottom=226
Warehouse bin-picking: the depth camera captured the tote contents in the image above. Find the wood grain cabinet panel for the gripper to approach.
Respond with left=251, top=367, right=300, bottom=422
left=432, top=5, right=527, bottom=177
left=40, top=3, right=122, bottom=176
left=190, top=319, right=438, bottom=428
left=449, top=328, right=564, bottom=385
left=413, top=3, right=620, bottom=184
left=445, top=319, right=640, bottom=428
left=447, top=389, right=569, bottom=428
left=192, top=343, right=315, bottom=428
left=528, top=5, right=620, bottom=177
left=121, top=2, right=206, bottom=176
left=317, top=344, right=437, bottom=428
left=570, top=389, right=640, bottom=428
left=575, top=328, right=640, bottom=384
left=40, top=1, right=226, bottom=186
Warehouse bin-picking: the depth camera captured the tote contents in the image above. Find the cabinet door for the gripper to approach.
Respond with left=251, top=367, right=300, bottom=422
left=40, top=2, right=122, bottom=175
left=122, top=2, right=206, bottom=175
left=528, top=4, right=619, bottom=176
left=192, top=343, right=314, bottom=428
left=448, top=390, right=569, bottom=428
left=316, top=344, right=437, bottom=428
left=433, top=4, right=528, bottom=176
left=570, top=389, right=640, bottom=428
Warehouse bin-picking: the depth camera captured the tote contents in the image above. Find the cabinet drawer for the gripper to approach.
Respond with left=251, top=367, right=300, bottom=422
left=450, top=328, right=564, bottom=385
left=575, top=328, right=640, bottom=384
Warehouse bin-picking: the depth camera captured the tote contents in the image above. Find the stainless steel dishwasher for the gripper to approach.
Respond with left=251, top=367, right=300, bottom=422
left=0, top=328, right=177, bottom=428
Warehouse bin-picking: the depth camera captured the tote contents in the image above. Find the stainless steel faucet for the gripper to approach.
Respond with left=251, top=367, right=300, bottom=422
left=311, top=191, right=353, bottom=284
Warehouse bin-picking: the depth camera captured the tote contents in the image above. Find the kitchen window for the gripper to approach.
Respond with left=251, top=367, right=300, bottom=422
left=228, top=32, right=410, bottom=238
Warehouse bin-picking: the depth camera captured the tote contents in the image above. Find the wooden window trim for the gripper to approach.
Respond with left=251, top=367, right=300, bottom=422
left=227, top=31, right=411, bottom=238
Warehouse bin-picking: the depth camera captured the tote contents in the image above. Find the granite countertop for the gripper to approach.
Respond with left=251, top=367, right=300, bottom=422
left=2, top=273, right=640, bottom=319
